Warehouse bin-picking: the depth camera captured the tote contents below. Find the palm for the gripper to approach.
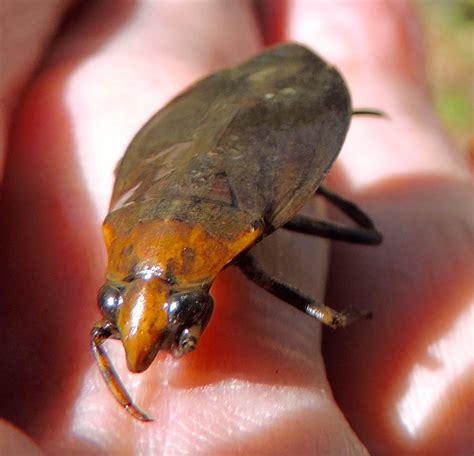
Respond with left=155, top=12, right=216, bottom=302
left=1, top=2, right=472, bottom=455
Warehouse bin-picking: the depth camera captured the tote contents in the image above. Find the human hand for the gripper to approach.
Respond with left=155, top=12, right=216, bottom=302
left=1, top=1, right=472, bottom=454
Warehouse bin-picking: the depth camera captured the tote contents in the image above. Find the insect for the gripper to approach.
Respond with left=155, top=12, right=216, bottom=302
left=91, top=43, right=383, bottom=421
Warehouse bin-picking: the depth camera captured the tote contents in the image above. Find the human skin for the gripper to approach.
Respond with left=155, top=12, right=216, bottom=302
left=0, top=1, right=473, bottom=455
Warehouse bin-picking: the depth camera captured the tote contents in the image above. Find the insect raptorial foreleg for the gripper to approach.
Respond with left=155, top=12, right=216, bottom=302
left=91, top=321, right=152, bottom=421
left=235, top=253, right=370, bottom=329
left=283, top=186, right=382, bottom=245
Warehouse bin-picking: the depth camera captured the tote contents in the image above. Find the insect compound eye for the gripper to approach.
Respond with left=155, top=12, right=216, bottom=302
left=167, top=290, right=214, bottom=358
left=97, top=284, right=122, bottom=322
left=167, top=290, right=213, bottom=329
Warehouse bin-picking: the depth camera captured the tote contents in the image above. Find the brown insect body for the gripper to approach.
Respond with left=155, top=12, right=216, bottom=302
left=92, top=43, right=378, bottom=421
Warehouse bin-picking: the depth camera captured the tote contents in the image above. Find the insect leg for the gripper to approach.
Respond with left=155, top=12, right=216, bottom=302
left=236, top=253, right=370, bottom=328
left=283, top=186, right=382, bottom=245
left=352, top=108, right=388, bottom=118
left=91, top=320, right=153, bottom=421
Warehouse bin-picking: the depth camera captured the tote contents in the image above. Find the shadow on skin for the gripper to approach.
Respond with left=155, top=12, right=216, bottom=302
left=0, top=68, right=104, bottom=437
left=323, top=173, right=474, bottom=455
left=0, top=0, right=138, bottom=441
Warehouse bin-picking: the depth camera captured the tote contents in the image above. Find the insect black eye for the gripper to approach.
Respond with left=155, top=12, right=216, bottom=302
left=167, top=290, right=213, bottom=328
left=167, top=290, right=214, bottom=358
left=97, top=284, right=122, bottom=322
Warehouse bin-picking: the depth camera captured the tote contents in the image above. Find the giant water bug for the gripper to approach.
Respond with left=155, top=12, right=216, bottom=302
left=91, top=43, right=384, bottom=420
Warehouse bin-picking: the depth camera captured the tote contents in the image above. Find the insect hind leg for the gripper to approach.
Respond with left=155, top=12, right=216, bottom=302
left=352, top=108, right=387, bottom=118
left=283, top=186, right=382, bottom=245
left=235, top=253, right=370, bottom=329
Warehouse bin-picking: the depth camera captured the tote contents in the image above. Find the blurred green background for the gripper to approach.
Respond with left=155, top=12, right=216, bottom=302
left=417, top=0, right=473, bottom=157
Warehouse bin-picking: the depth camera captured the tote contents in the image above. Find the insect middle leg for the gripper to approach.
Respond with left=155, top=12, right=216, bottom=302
left=235, top=253, right=370, bottom=328
left=283, top=186, right=382, bottom=245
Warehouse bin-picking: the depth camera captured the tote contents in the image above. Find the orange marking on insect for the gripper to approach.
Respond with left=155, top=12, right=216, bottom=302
left=103, top=218, right=261, bottom=286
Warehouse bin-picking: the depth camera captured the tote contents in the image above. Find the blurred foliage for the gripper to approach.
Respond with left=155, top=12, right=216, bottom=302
left=417, top=0, right=473, bottom=155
